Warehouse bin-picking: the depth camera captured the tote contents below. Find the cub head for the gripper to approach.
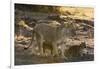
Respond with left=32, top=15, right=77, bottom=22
left=80, top=42, right=88, bottom=56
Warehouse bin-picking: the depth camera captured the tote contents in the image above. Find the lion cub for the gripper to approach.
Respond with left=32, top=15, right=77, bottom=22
left=64, top=42, right=88, bottom=59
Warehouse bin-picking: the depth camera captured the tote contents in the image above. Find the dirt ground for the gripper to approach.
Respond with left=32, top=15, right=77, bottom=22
left=14, top=4, right=94, bottom=65
left=15, top=37, right=94, bottom=65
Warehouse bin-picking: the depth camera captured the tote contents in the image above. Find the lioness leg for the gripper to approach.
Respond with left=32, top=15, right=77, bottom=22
left=36, top=34, right=44, bottom=56
left=52, top=43, right=59, bottom=56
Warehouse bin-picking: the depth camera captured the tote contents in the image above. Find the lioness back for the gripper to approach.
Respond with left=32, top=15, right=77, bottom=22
left=34, top=23, right=61, bottom=43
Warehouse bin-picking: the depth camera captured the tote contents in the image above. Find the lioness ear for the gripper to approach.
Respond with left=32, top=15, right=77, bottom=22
left=54, top=21, right=61, bottom=26
left=56, top=23, right=61, bottom=27
left=18, top=20, right=33, bottom=31
left=48, top=21, right=61, bottom=28
left=18, top=20, right=25, bottom=26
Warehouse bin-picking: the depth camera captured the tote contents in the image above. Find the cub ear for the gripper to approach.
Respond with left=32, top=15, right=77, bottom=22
left=80, top=42, right=87, bottom=48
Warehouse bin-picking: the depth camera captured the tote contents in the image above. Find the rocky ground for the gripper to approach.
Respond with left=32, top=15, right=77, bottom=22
left=15, top=7, right=94, bottom=65
left=15, top=24, right=94, bottom=65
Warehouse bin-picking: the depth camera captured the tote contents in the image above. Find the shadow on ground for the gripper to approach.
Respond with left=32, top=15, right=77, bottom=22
left=15, top=44, right=94, bottom=65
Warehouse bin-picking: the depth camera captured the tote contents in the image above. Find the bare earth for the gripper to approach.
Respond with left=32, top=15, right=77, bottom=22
left=15, top=37, right=94, bottom=65
left=15, top=6, right=94, bottom=65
